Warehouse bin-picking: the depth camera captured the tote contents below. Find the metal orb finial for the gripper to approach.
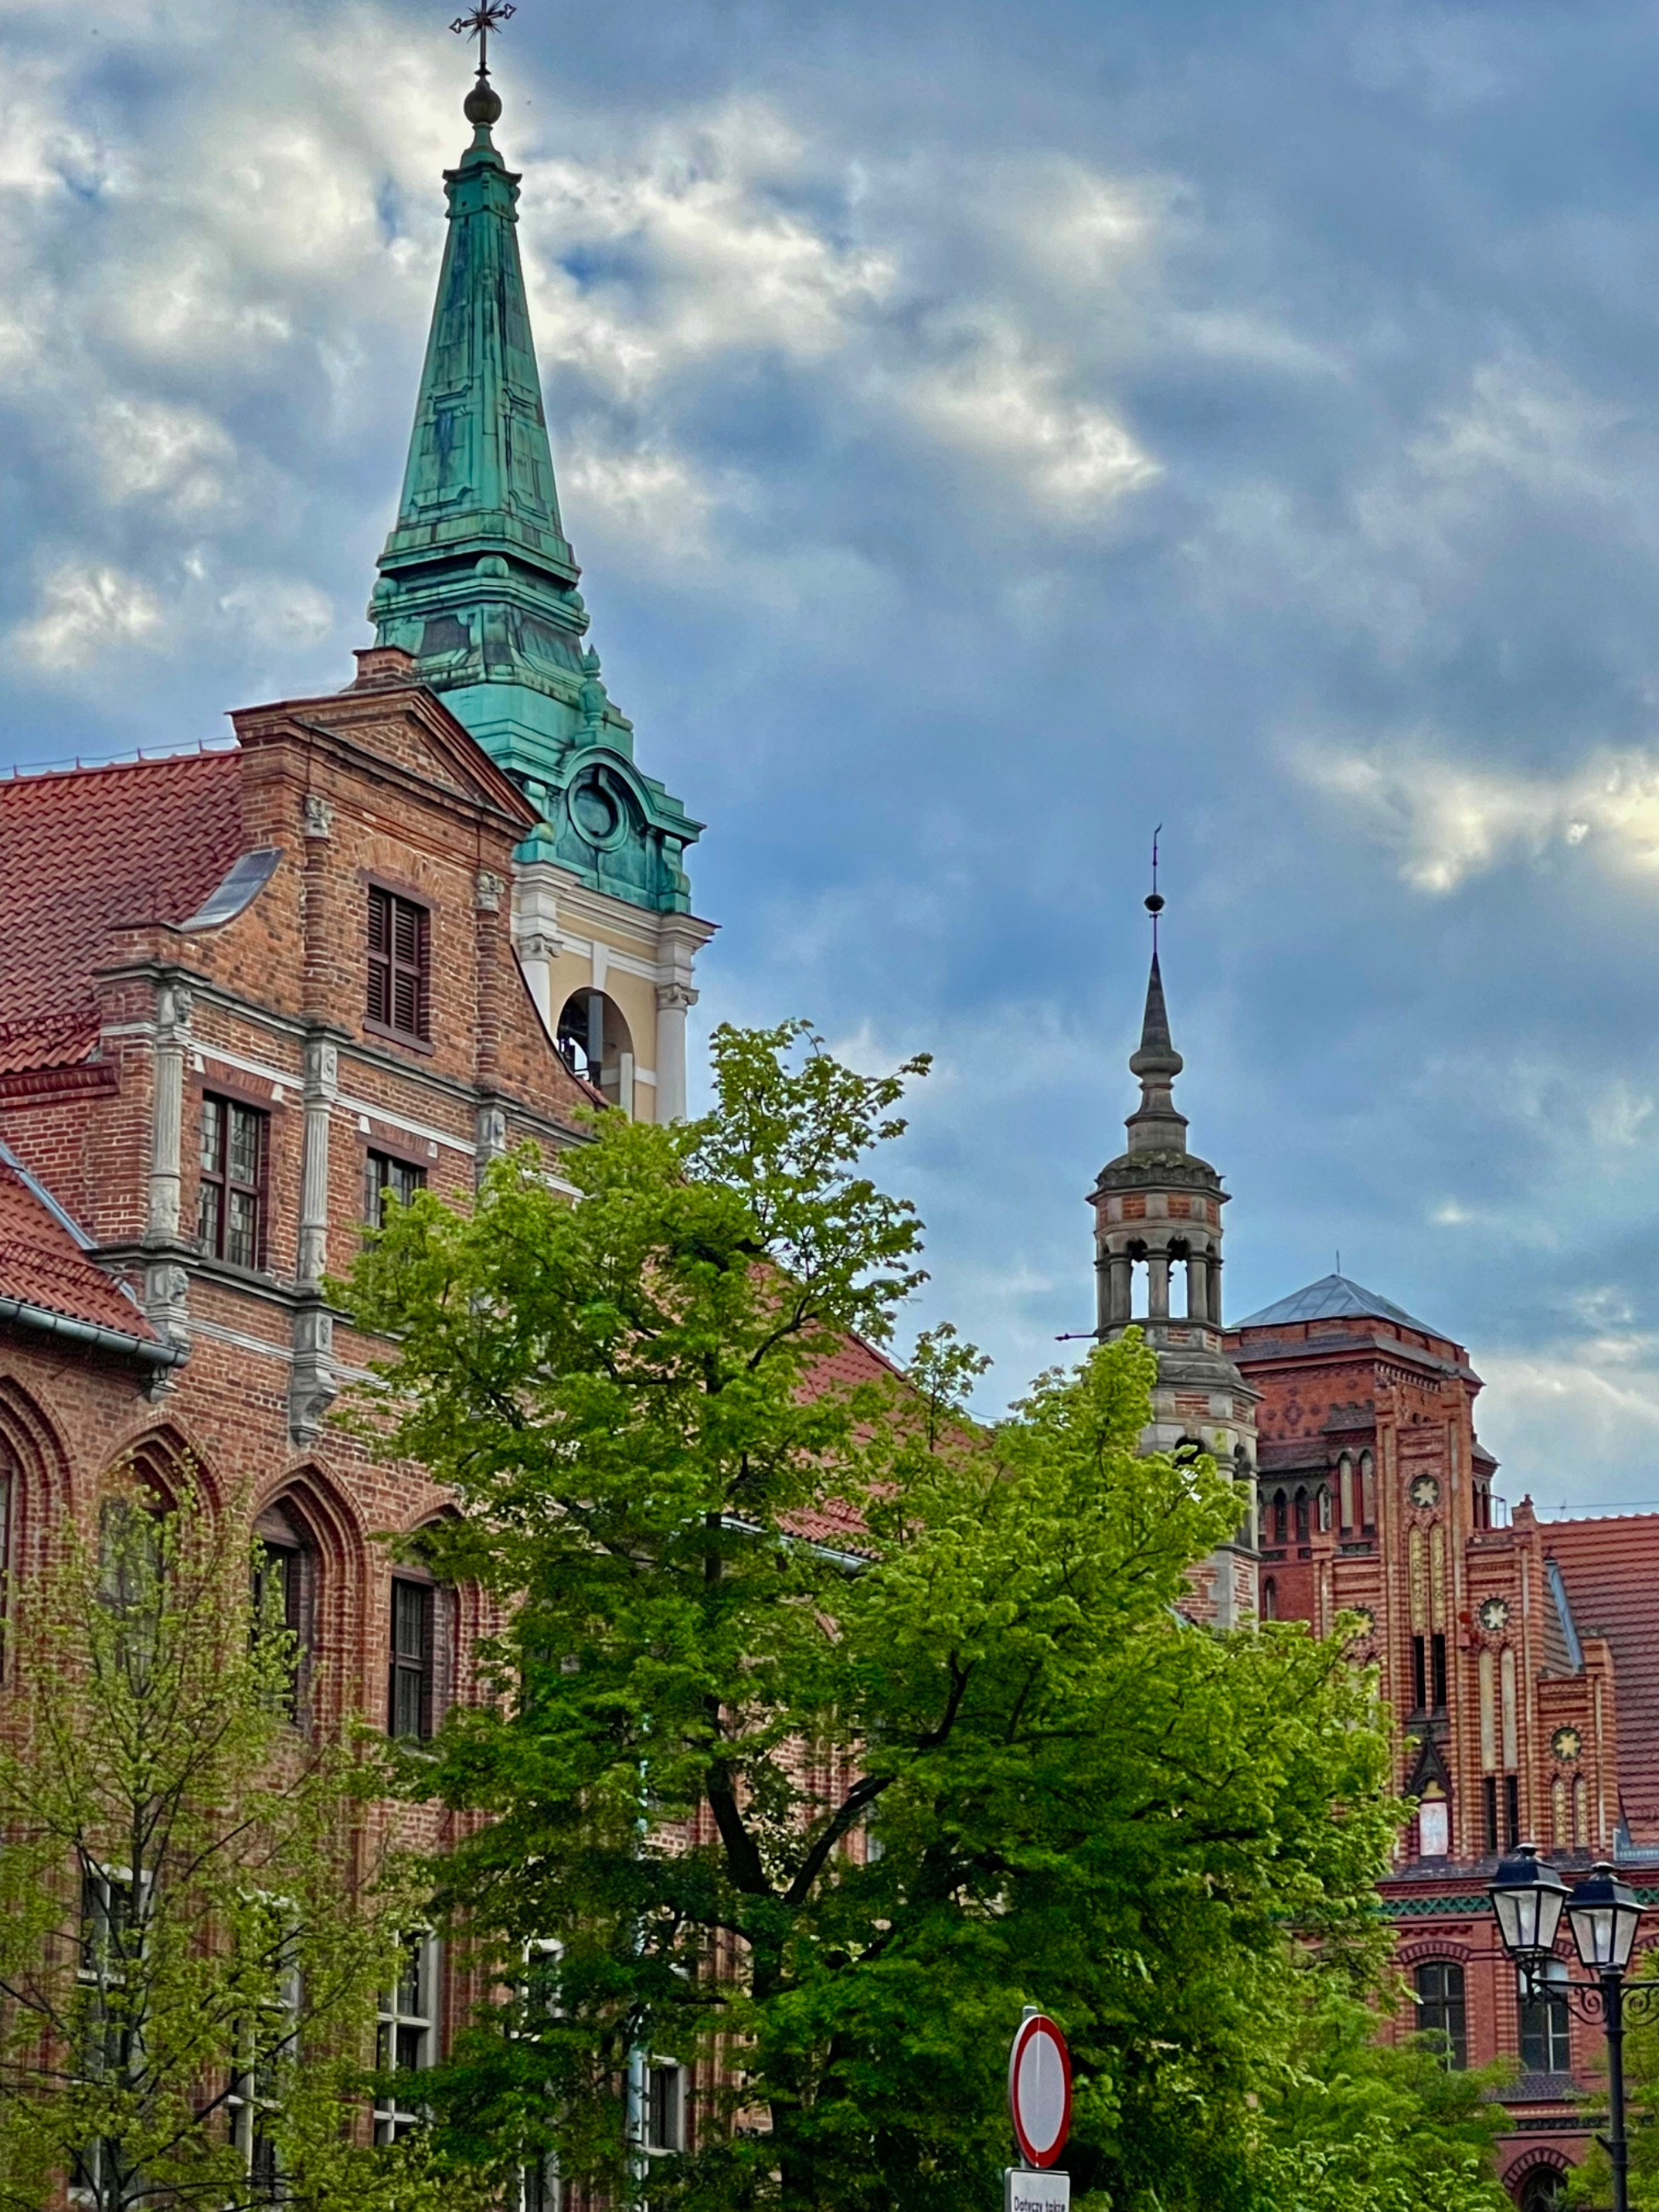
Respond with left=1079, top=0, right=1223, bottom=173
left=1146, top=826, right=1165, bottom=941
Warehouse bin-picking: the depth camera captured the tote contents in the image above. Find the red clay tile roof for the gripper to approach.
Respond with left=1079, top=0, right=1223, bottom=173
left=0, top=1148, right=158, bottom=1345
left=1544, top=1513, right=1659, bottom=1841
left=0, top=752, right=245, bottom=1074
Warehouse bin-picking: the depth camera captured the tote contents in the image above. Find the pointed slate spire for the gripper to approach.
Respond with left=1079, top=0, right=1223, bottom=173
left=375, top=66, right=575, bottom=591
left=1125, top=882, right=1187, bottom=1155
left=366, top=43, right=703, bottom=918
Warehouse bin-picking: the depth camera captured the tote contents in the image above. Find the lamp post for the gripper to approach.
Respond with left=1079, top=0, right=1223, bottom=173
left=1488, top=1847, right=1656, bottom=2212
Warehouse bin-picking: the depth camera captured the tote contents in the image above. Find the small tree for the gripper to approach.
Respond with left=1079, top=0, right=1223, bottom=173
left=343, top=1020, right=1486, bottom=2212
left=1253, top=1984, right=1511, bottom=2212
left=0, top=1473, right=438, bottom=2212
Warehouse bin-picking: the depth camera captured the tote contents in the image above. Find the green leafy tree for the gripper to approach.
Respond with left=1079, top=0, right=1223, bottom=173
left=0, top=1474, right=461, bottom=2212
left=343, top=1019, right=1482, bottom=2212
left=1252, top=1985, right=1511, bottom=2212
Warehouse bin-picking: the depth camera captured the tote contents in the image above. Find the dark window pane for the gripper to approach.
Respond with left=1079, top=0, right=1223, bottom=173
left=393, top=1581, right=431, bottom=1661
left=228, top=1190, right=258, bottom=1269
left=228, top=1104, right=260, bottom=1184
left=199, top=1094, right=265, bottom=1264
left=389, top=1581, right=435, bottom=1740
left=1519, top=1965, right=1571, bottom=2073
left=648, top=2063, right=684, bottom=2151
left=200, top=1095, right=222, bottom=1172
left=1413, top=1961, right=1467, bottom=2068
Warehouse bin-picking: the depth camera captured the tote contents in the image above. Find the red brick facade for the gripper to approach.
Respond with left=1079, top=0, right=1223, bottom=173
left=1230, top=1280, right=1659, bottom=2205
left=0, top=651, right=603, bottom=2081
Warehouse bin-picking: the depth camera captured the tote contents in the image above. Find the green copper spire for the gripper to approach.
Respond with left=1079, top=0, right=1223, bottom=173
left=368, top=30, right=701, bottom=915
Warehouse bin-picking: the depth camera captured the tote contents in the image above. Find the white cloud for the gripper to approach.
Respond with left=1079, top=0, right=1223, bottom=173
left=523, top=104, right=896, bottom=396
left=95, top=399, right=236, bottom=517
left=1294, top=735, right=1659, bottom=894
left=559, top=433, right=717, bottom=562
left=901, top=314, right=1160, bottom=518
left=215, top=574, right=334, bottom=647
left=1480, top=1347, right=1659, bottom=1512
left=1406, top=347, right=1632, bottom=507
left=12, top=563, right=163, bottom=670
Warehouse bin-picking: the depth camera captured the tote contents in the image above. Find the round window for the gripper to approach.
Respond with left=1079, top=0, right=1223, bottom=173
left=571, top=777, right=620, bottom=843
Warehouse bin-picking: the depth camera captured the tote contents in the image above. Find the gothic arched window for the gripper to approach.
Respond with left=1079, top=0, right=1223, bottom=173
left=254, top=1498, right=319, bottom=1722
left=0, top=1436, right=14, bottom=1675
left=1261, top=1576, right=1277, bottom=1621
left=1359, top=1450, right=1377, bottom=1533
left=1316, top=1484, right=1332, bottom=1533
left=1294, top=1488, right=1310, bottom=1542
left=1515, top=2171, right=1566, bottom=2212
left=1272, top=1491, right=1288, bottom=1546
left=1337, top=1454, right=1355, bottom=1532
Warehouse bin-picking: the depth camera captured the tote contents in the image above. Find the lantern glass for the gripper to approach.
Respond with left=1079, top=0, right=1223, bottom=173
left=1489, top=1846, right=1569, bottom=1961
left=1567, top=1864, right=1642, bottom=1973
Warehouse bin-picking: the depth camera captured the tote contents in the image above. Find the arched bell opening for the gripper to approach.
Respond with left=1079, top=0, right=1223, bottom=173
left=556, top=990, right=636, bottom=1116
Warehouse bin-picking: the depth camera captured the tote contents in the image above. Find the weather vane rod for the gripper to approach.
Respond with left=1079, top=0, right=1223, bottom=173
left=451, top=0, right=515, bottom=76
left=1146, top=824, right=1165, bottom=956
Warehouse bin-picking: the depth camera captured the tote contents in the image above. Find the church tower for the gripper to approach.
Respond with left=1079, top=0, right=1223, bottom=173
left=366, top=27, right=711, bottom=1119
left=1089, top=892, right=1259, bottom=1625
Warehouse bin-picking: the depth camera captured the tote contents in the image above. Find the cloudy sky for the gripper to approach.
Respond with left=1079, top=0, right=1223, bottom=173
left=1, top=0, right=1655, bottom=1509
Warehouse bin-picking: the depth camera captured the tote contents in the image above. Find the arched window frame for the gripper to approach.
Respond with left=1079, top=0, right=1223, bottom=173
left=0, top=1383, right=75, bottom=1682
left=0, top=1435, right=14, bottom=1675
left=1412, top=1958, right=1467, bottom=2068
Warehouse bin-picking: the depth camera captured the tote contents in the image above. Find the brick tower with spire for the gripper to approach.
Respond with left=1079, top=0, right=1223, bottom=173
left=1088, top=892, right=1259, bottom=1626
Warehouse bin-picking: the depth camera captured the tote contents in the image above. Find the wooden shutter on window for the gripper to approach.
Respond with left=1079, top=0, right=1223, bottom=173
left=368, top=889, right=392, bottom=1026
left=392, top=901, right=428, bottom=1037
left=367, top=889, right=430, bottom=1040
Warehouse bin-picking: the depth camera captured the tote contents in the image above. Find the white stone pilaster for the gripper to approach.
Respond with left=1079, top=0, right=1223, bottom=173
left=654, top=984, right=695, bottom=1123
left=296, top=1035, right=338, bottom=1287
left=510, top=868, right=563, bottom=1033
left=146, top=980, right=192, bottom=1243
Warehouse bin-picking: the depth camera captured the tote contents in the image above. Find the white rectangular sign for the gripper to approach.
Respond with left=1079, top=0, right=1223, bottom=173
left=1005, top=2171, right=1069, bottom=2212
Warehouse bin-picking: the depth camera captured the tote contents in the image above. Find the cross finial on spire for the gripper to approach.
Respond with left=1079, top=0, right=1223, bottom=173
left=451, top=1, right=515, bottom=78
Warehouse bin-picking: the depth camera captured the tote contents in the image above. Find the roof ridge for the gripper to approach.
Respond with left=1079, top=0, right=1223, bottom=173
left=0, top=745, right=238, bottom=789
left=1546, top=1510, right=1659, bottom=1531
left=1233, top=1270, right=1442, bottom=1337
left=0, top=1138, right=95, bottom=1250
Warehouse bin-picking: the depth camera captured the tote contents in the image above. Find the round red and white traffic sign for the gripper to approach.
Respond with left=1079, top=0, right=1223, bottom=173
left=1009, top=2012, right=1072, bottom=2170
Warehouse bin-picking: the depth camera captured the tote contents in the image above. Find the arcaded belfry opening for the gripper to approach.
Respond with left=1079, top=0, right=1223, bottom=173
left=556, top=989, right=636, bottom=1115
left=1086, top=895, right=1261, bottom=1629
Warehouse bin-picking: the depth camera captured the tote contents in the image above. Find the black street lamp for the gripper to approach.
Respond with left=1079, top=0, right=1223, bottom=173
left=1489, top=1847, right=1658, bottom=2212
